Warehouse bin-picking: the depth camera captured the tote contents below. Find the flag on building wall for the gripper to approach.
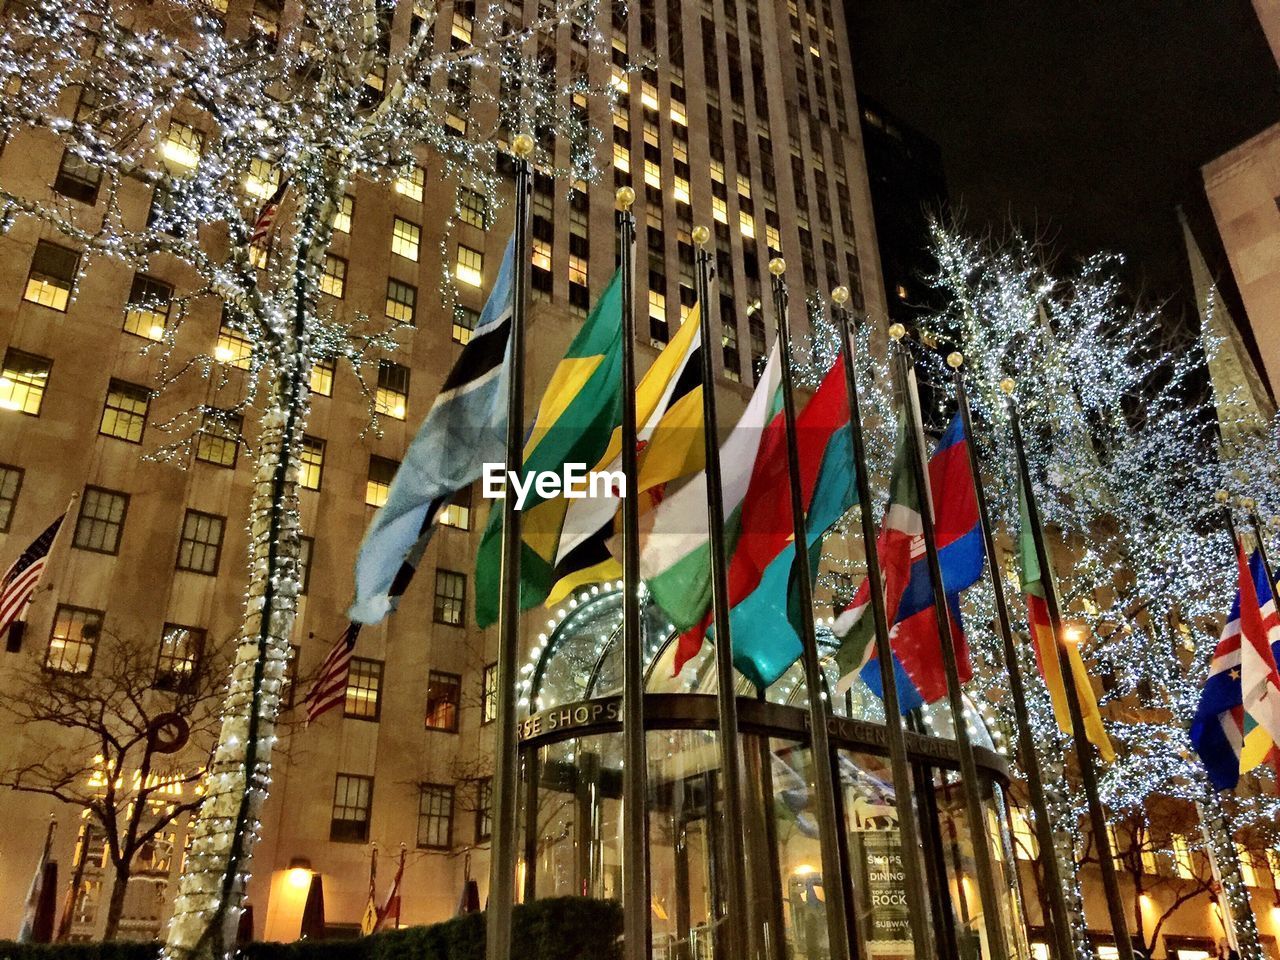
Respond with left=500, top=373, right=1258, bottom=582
left=17, top=819, right=57, bottom=943
left=1018, top=477, right=1115, bottom=762
left=545, top=303, right=704, bottom=606
left=1, top=511, right=67, bottom=645
left=349, top=235, right=515, bottom=625
left=302, top=623, right=359, bottom=725
left=374, top=848, right=405, bottom=931
left=474, top=270, right=625, bottom=627
left=360, top=847, right=379, bottom=935
left=1192, top=544, right=1280, bottom=788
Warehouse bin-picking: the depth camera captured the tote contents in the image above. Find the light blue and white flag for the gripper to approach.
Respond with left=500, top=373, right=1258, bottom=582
left=349, top=234, right=515, bottom=624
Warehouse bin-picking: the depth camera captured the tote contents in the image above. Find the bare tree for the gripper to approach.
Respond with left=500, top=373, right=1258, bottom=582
left=0, top=0, right=615, bottom=954
left=1, top=628, right=227, bottom=938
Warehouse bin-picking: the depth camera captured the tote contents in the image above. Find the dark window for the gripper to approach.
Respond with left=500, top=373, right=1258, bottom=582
left=439, top=484, right=472, bottom=530
left=53, top=149, right=101, bottom=204
left=0, top=464, right=22, bottom=532
left=474, top=777, right=493, bottom=841
left=330, top=774, right=374, bottom=842
left=433, top=569, right=466, bottom=626
left=155, top=623, right=205, bottom=692
left=176, top=509, right=225, bottom=575
left=417, top=783, right=454, bottom=849
left=367, top=455, right=399, bottom=508
left=73, top=486, right=129, bottom=554
left=425, top=670, right=461, bottom=731
left=386, top=278, right=417, bottom=325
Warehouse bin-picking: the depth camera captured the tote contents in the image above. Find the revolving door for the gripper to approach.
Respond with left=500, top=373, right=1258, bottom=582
left=513, top=589, right=1030, bottom=960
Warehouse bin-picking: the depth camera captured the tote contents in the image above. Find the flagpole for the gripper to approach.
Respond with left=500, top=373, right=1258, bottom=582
left=615, top=185, right=651, bottom=960
left=890, top=327, right=1008, bottom=960
left=1005, top=382, right=1135, bottom=960
left=830, top=288, right=935, bottom=959
left=692, top=224, right=749, bottom=960
left=1247, top=501, right=1279, bottom=591
left=486, top=132, right=534, bottom=960
left=767, top=260, right=853, bottom=959
left=949, top=354, right=1074, bottom=960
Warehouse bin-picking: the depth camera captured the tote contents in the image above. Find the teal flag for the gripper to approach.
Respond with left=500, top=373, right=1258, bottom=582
left=726, top=425, right=857, bottom=688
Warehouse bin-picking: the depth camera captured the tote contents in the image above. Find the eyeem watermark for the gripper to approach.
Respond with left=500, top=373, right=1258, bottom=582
left=482, top=463, right=625, bottom=510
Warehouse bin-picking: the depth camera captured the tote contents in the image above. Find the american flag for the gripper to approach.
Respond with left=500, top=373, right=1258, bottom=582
left=0, top=513, right=67, bottom=641
left=302, top=622, right=359, bottom=725
left=249, top=176, right=290, bottom=246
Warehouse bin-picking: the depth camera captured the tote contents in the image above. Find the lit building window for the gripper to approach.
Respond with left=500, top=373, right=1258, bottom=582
left=433, top=570, right=466, bottom=626
left=73, top=486, right=129, bottom=555
left=613, top=142, right=630, bottom=173
left=1010, top=807, right=1037, bottom=860
left=161, top=120, right=204, bottom=173
left=300, top=435, right=325, bottom=490
left=1171, top=835, right=1194, bottom=879
left=610, top=67, right=629, bottom=92
left=458, top=187, right=488, bottom=228
left=456, top=245, right=483, bottom=287
left=568, top=255, right=588, bottom=287
left=425, top=669, right=462, bottom=728
left=244, top=157, right=280, bottom=201
left=99, top=379, right=150, bottom=443
left=196, top=410, right=242, bottom=468
left=532, top=238, right=553, bottom=271
left=249, top=239, right=269, bottom=269
left=673, top=177, right=691, bottom=205
left=375, top=361, right=409, bottom=420
left=710, top=159, right=725, bottom=183
left=712, top=196, right=728, bottom=224
left=23, top=241, right=79, bottom=312
left=766, top=224, right=781, bottom=252
left=344, top=657, right=384, bottom=721
left=737, top=174, right=752, bottom=198
left=215, top=322, right=254, bottom=369
left=332, top=194, right=354, bottom=234
left=45, top=605, right=102, bottom=675
left=641, top=82, right=659, bottom=110
left=644, top=159, right=661, bottom=188
left=481, top=662, right=498, bottom=724
left=1235, top=844, right=1259, bottom=887
left=649, top=290, right=668, bottom=344
left=392, top=217, right=421, bottom=261
left=451, top=8, right=472, bottom=44
left=417, top=783, right=454, bottom=850
left=155, top=624, right=205, bottom=692
left=330, top=774, right=373, bottom=842
left=386, top=279, right=417, bottom=324
left=446, top=112, right=468, bottom=136
left=395, top=165, right=425, bottom=202
left=320, top=254, right=347, bottom=298
left=123, top=275, right=173, bottom=341
left=438, top=484, right=472, bottom=530
left=176, top=509, right=225, bottom=575
left=366, top=455, right=398, bottom=507
left=310, top=358, right=335, bottom=396
left=453, top=305, right=479, bottom=344
left=740, top=211, right=755, bottom=238
left=670, top=101, right=688, bottom=126
left=0, top=349, right=52, bottom=416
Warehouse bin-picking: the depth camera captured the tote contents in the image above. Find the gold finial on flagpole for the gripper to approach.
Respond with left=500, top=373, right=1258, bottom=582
left=615, top=186, right=635, bottom=209
left=947, top=351, right=964, bottom=369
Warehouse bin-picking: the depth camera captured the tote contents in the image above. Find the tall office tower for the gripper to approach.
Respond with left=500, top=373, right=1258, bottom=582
left=0, top=0, right=885, bottom=938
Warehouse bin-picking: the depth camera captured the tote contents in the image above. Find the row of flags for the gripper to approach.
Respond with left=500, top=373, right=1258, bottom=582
left=337, top=228, right=1117, bottom=762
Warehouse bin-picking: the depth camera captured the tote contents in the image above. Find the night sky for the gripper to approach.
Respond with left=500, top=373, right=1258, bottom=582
left=844, top=0, right=1280, bottom=317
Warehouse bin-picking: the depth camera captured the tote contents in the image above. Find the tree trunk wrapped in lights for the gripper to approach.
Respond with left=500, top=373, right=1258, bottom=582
left=0, top=0, right=618, bottom=955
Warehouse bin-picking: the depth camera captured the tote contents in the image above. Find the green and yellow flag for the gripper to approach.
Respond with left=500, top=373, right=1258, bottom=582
left=474, top=270, right=624, bottom=627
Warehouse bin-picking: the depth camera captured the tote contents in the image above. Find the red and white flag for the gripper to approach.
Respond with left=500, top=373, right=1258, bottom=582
left=1, top=513, right=67, bottom=641
left=302, top=623, right=359, bottom=724
left=250, top=176, right=290, bottom=246
left=375, top=849, right=405, bottom=931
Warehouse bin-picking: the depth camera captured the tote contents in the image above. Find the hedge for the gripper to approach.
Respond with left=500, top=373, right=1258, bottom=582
left=0, top=897, right=622, bottom=960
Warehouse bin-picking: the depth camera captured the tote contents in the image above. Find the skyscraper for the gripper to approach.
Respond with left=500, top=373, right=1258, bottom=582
left=0, top=0, right=886, bottom=937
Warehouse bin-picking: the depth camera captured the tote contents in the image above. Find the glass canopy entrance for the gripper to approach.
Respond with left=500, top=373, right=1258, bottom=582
left=513, top=587, right=1030, bottom=960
